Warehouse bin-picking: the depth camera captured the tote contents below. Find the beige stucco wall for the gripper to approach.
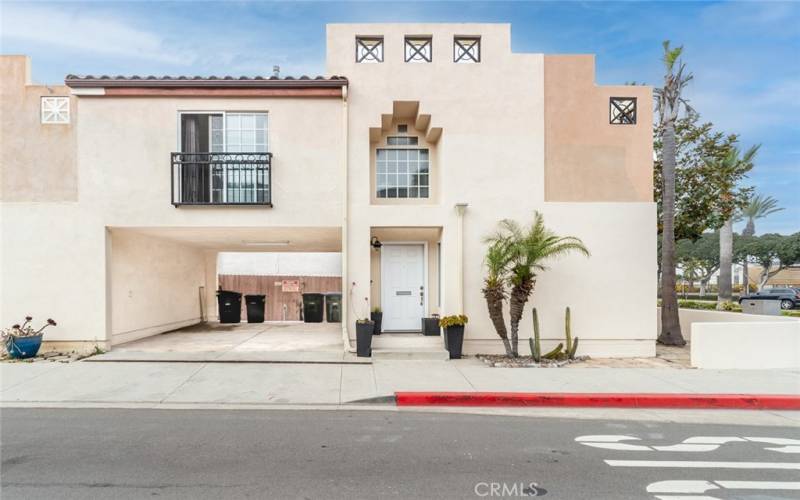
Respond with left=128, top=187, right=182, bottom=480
left=544, top=55, right=653, bottom=202
left=1, top=203, right=108, bottom=351
left=109, top=229, right=208, bottom=345
left=75, top=96, right=344, bottom=227
left=329, top=23, right=657, bottom=356
left=370, top=117, right=439, bottom=205
left=0, top=56, right=77, bottom=201
left=2, top=83, right=345, bottom=344
left=3, top=24, right=657, bottom=356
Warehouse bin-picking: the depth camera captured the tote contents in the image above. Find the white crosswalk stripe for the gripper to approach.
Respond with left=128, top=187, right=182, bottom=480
left=577, top=434, right=800, bottom=499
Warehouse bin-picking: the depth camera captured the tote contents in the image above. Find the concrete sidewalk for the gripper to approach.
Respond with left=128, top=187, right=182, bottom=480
left=2, top=358, right=798, bottom=408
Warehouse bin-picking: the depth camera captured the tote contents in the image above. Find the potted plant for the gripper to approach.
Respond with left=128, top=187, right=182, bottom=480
left=350, top=285, right=374, bottom=357
left=370, top=307, right=383, bottom=335
left=422, top=314, right=440, bottom=336
left=439, top=314, right=468, bottom=359
left=2, top=316, right=57, bottom=359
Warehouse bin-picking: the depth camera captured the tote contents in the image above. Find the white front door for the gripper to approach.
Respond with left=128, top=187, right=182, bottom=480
left=381, top=244, right=425, bottom=331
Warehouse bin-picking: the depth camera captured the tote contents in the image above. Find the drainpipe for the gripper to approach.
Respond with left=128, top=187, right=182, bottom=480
left=455, top=203, right=468, bottom=314
left=341, top=85, right=355, bottom=352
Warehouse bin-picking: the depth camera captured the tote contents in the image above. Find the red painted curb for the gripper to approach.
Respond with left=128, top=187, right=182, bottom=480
left=394, top=392, right=800, bottom=410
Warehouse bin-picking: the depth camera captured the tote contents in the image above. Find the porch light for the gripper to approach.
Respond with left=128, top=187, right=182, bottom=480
left=370, top=236, right=383, bottom=251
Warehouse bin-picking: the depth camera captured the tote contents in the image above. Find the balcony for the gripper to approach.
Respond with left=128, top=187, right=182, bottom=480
left=171, top=152, right=272, bottom=206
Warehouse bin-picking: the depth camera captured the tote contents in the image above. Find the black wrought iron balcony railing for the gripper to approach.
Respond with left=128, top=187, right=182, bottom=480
left=171, top=152, right=272, bottom=206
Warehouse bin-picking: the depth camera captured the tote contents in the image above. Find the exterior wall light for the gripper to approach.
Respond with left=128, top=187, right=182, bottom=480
left=371, top=236, right=383, bottom=251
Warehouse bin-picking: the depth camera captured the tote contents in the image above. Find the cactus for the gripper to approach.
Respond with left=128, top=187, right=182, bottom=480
left=543, top=343, right=563, bottom=359
left=568, top=337, right=579, bottom=359
left=564, top=306, right=579, bottom=360
left=529, top=308, right=541, bottom=362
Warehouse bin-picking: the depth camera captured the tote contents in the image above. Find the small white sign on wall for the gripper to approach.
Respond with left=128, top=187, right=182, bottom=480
left=281, top=279, right=300, bottom=293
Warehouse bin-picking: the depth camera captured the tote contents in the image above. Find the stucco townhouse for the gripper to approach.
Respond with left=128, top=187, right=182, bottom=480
left=1, top=23, right=656, bottom=357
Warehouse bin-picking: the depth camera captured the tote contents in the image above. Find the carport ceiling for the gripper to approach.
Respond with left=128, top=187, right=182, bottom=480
left=111, top=227, right=342, bottom=252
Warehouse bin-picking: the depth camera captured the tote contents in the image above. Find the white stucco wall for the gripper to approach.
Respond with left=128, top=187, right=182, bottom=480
left=691, top=321, right=800, bottom=369
left=218, top=252, right=342, bottom=277
left=656, top=307, right=798, bottom=341
left=110, top=230, right=207, bottom=345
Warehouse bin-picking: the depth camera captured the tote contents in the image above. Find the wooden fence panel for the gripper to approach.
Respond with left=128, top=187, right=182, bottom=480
left=218, top=275, right=342, bottom=321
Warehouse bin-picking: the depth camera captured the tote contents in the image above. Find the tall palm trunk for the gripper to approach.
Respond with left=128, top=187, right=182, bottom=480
left=741, top=219, right=755, bottom=293
left=717, top=218, right=733, bottom=307
left=508, top=279, right=534, bottom=357
left=482, top=285, right=513, bottom=357
left=658, top=121, right=685, bottom=346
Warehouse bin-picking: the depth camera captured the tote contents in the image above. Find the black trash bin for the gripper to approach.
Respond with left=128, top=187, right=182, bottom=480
left=245, top=294, right=266, bottom=323
left=325, top=293, right=342, bottom=323
left=217, top=290, right=242, bottom=324
left=302, top=293, right=324, bottom=323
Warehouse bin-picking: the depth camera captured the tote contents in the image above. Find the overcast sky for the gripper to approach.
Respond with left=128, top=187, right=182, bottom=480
left=2, top=0, right=797, bottom=234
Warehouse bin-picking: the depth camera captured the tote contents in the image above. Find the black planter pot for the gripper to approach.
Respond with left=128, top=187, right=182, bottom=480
left=356, top=321, right=374, bottom=357
left=422, top=317, right=440, bottom=336
left=444, top=325, right=464, bottom=359
left=370, top=312, right=383, bottom=335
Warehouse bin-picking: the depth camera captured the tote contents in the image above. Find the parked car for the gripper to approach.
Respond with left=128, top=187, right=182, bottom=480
left=739, top=287, right=800, bottom=310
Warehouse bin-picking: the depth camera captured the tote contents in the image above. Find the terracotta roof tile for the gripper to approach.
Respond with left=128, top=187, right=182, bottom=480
left=65, top=74, right=348, bottom=89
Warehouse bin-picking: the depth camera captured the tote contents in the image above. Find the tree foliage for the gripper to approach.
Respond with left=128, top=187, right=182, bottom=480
left=739, top=232, right=800, bottom=290
left=654, top=114, right=754, bottom=241
left=676, top=232, right=720, bottom=281
left=738, top=194, right=784, bottom=237
left=483, top=213, right=589, bottom=357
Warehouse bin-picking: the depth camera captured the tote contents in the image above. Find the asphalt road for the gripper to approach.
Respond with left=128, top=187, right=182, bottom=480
left=1, top=409, right=798, bottom=499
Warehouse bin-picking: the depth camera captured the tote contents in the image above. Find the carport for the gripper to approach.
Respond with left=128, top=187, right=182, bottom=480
left=106, top=226, right=346, bottom=359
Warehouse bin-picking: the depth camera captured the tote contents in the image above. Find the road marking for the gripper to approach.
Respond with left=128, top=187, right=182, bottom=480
left=647, top=480, right=717, bottom=493
left=647, top=479, right=800, bottom=493
left=683, top=436, right=745, bottom=444
left=745, top=437, right=800, bottom=445
left=576, top=434, right=800, bottom=453
left=716, top=480, right=800, bottom=490
left=653, top=496, right=720, bottom=500
left=652, top=444, right=721, bottom=452
left=767, top=446, right=800, bottom=454
left=575, top=434, right=640, bottom=442
left=606, top=460, right=800, bottom=470
left=582, top=442, right=652, bottom=451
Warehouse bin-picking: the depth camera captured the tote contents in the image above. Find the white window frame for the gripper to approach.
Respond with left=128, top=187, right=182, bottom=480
left=177, top=111, right=269, bottom=203
left=375, top=146, right=430, bottom=199
left=40, top=96, right=70, bottom=124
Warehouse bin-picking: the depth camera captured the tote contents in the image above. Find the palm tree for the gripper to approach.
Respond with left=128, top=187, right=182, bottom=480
left=655, top=41, right=693, bottom=346
left=737, top=194, right=783, bottom=291
left=481, top=238, right=514, bottom=357
left=485, top=213, right=590, bottom=357
left=713, top=146, right=759, bottom=308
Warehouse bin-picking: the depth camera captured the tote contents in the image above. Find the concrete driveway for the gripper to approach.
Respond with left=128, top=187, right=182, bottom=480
left=91, top=321, right=359, bottom=363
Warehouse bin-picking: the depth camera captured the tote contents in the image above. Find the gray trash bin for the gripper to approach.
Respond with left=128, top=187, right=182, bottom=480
left=740, top=298, right=781, bottom=316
